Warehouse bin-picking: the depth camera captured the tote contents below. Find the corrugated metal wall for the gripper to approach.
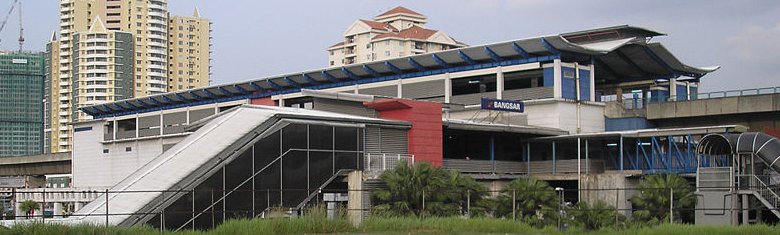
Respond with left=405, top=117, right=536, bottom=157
left=403, top=80, right=444, bottom=99
left=364, top=126, right=408, bottom=154
left=360, top=86, right=396, bottom=97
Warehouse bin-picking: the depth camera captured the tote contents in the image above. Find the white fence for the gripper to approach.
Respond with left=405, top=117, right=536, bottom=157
left=364, top=153, right=414, bottom=172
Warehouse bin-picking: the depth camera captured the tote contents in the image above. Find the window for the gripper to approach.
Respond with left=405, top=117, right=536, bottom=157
left=385, top=41, right=390, bottom=46
left=366, top=43, right=371, bottom=49
left=385, top=51, right=390, bottom=56
left=103, top=149, right=109, bottom=154
left=125, top=147, right=132, bottom=152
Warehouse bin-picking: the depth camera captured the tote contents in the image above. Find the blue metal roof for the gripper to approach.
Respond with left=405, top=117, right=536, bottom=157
left=81, top=25, right=718, bottom=118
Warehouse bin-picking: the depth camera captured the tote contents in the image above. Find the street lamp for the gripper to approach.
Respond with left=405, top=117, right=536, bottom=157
left=555, top=187, right=564, bottom=231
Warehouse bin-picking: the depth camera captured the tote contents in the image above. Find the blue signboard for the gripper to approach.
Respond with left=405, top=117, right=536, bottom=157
left=480, top=98, right=524, bottom=113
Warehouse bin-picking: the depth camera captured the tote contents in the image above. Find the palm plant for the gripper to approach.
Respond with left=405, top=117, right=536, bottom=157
left=631, top=174, right=697, bottom=224
left=495, top=177, right=559, bottom=227
left=19, top=200, right=40, bottom=219
left=570, top=200, right=625, bottom=230
left=372, top=161, right=486, bottom=217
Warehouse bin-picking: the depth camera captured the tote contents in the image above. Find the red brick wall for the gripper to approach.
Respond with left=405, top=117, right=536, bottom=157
left=365, top=99, right=443, bottom=166
left=250, top=97, right=276, bottom=106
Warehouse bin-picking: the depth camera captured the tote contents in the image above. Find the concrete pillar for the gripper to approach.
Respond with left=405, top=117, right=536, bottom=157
left=589, top=64, right=596, bottom=101
left=553, top=59, right=562, bottom=98
left=278, top=94, right=285, bottom=107
left=397, top=79, right=403, bottom=98
left=346, top=171, right=363, bottom=226
left=354, top=84, right=360, bottom=94
left=444, top=73, right=451, bottom=103
left=669, top=78, right=677, bottom=101
left=496, top=67, right=504, bottom=99
left=616, top=88, right=623, bottom=103
left=53, top=202, right=63, bottom=217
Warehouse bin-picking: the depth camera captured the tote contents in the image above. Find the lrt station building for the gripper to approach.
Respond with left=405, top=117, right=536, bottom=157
left=18, top=25, right=780, bottom=228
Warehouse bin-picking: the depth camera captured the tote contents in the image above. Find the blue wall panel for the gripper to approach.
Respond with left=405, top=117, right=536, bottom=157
left=543, top=67, right=554, bottom=87
left=579, top=68, right=591, bottom=101
left=561, top=67, right=577, bottom=100
left=676, top=84, right=688, bottom=101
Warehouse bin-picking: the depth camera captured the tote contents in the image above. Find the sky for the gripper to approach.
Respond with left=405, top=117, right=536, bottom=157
left=5, top=0, right=780, bottom=92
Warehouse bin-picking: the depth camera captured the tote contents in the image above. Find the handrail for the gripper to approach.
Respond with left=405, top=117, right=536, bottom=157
left=752, top=175, right=780, bottom=208
left=600, top=86, right=780, bottom=108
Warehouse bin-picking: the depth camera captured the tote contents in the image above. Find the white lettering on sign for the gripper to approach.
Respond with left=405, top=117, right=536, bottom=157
left=493, top=101, right=522, bottom=110
left=11, top=59, right=27, bottom=64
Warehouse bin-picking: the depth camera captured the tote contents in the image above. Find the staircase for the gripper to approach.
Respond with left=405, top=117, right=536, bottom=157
left=747, top=175, right=780, bottom=219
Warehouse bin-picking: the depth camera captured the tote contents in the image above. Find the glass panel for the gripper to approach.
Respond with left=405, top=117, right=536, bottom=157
left=282, top=150, right=308, bottom=207
left=335, top=151, right=359, bottom=171
left=282, top=124, right=307, bottom=152
left=258, top=160, right=281, bottom=208
left=193, top=168, right=222, bottom=230
left=309, top=125, right=333, bottom=150
left=309, top=151, right=334, bottom=191
left=254, top=131, right=280, bottom=171
left=163, top=191, right=193, bottom=230
left=334, top=126, right=357, bottom=151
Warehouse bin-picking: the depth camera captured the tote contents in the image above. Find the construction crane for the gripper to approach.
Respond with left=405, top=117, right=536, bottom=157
left=0, top=0, right=21, bottom=51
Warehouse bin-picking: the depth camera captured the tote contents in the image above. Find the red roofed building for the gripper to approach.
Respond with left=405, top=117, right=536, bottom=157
left=327, top=6, right=467, bottom=67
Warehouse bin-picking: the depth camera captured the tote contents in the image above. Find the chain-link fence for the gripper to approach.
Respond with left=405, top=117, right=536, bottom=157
left=2, top=182, right=777, bottom=230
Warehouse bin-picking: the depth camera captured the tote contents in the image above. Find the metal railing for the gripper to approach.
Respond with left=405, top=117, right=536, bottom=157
left=601, top=86, right=780, bottom=110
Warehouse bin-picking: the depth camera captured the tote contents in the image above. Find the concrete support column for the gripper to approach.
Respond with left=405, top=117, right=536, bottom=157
left=669, top=78, right=677, bottom=101
left=444, top=73, right=452, bottom=103
left=615, top=88, right=623, bottom=103
left=397, top=79, right=403, bottom=98
left=278, top=94, right=285, bottom=107
left=496, top=67, right=504, bottom=99
left=553, top=59, right=562, bottom=98
left=53, top=202, right=63, bottom=217
left=354, top=84, right=360, bottom=94
left=346, top=171, right=363, bottom=226
left=685, top=81, right=691, bottom=100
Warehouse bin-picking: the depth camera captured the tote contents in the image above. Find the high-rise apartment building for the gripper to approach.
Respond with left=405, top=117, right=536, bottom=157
left=45, top=0, right=211, bottom=153
left=0, top=52, right=45, bottom=157
left=327, top=6, right=466, bottom=67
left=168, top=9, right=212, bottom=90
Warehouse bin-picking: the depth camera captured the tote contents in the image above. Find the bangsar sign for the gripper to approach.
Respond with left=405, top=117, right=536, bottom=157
left=480, top=98, right=524, bottom=113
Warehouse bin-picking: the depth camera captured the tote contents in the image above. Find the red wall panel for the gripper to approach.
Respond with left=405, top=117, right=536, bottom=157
left=365, top=99, right=443, bottom=166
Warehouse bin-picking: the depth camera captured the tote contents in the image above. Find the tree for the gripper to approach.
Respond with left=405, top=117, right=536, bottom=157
left=372, top=161, right=487, bottom=217
left=570, top=200, right=625, bottom=230
left=19, top=200, right=40, bottom=219
left=631, top=174, right=697, bottom=224
left=495, top=177, right=559, bottom=227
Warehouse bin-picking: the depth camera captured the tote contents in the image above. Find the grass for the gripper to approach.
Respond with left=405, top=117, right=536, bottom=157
left=1, top=217, right=779, bottom=235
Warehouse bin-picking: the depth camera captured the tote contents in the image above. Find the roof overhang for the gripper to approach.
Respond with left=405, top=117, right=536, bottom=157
left=444, top=119, right=568, bottom=136
left=80, top=25, right=718, bottom=118
left=530, top=125, right=746, bottom=141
